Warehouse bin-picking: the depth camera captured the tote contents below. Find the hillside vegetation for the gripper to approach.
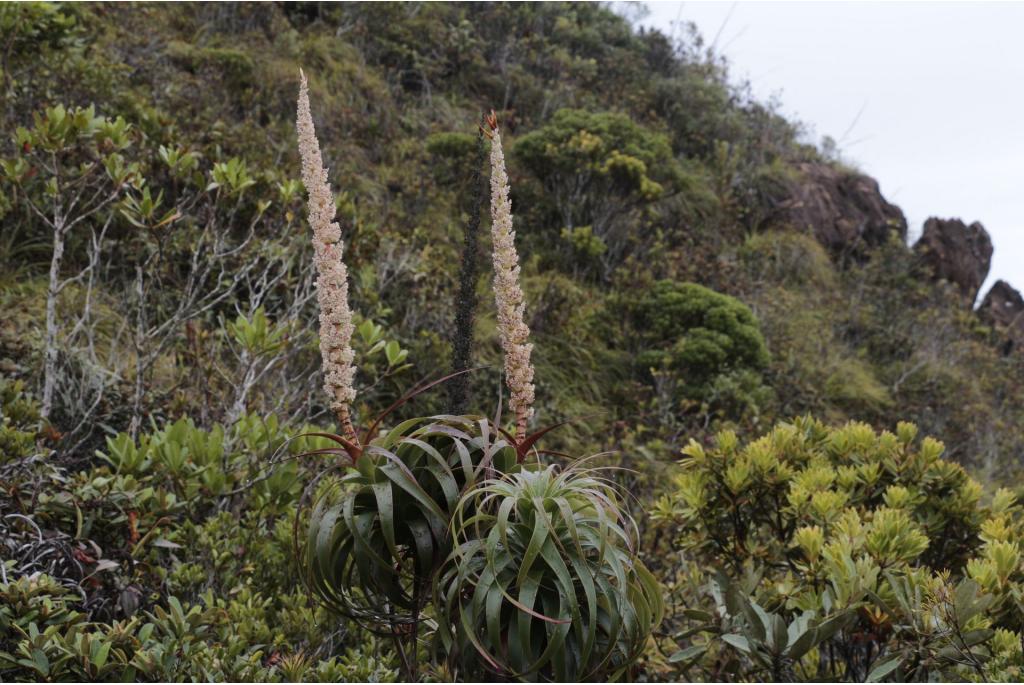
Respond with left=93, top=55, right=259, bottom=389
left=1, top=3, right=1023, bottom=681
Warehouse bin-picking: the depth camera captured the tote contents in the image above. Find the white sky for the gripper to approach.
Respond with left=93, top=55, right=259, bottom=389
left=635, top=1, right=1024, bottom=300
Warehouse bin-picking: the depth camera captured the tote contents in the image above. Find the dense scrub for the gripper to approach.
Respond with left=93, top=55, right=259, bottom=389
left=651, top=419, right=1024, bottom=681
left=0, top=377, right=399, bottom=681
left=2, top=2, right=1023, bottom=682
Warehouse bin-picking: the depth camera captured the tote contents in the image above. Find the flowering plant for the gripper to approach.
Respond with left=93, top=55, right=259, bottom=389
left=294, top=76, right=660, bottom=681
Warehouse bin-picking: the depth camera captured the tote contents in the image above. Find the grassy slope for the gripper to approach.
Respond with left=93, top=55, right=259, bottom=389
left=3, top=1, right=1023, bottom=478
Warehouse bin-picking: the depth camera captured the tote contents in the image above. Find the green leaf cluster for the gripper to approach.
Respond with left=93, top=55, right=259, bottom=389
left=436, top=464, right=663, bottom=681
left=303, top=415, right=518, bottom=625
left=302, top=416, right=663, bottom=681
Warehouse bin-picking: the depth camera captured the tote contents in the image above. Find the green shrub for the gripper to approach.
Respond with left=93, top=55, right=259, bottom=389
left=653, top=418, right=1024, bottom=682
left=0, top=377, right=38, bottom=461
left=166, top=41, right=257, bottom=88
left=632, top=281, right=769, bottom=395
left=425, top=131, right=479, bottom=186
left=0, top=576, right=397, bottom=682
left=738, top=231, right=837, bottom=290
left=513, top=108, right=683, bottom=274
left=514, top=109, right=679, bottom=204
left=0, top=376, right=390, bottom=682
left=425, top=131, right=477, bottom=161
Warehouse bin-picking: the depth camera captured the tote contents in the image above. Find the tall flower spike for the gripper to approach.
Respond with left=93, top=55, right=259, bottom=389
left=487, top=113, right=535, bottom=440
left=296, top=71, right=358, bottom=444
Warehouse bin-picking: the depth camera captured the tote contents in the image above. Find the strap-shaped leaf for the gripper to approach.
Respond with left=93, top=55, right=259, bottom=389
left=300, top=415, right=520, bottom=627
left=516, top=509, right=550, bottom=588
left=867, top=653, right=903, bottom=682
left=436, top=462, right=661, bottom=680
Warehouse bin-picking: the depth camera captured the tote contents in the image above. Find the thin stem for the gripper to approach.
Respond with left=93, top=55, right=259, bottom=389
left=336, top=405, right=358, bottom=446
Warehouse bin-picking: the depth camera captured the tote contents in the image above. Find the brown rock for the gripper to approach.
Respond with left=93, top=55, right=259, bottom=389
left=913, top=218, right=993, bottom=302
left=980, top=280, right=1024, bottom=352
left=772, top=162, right=908, bottom=255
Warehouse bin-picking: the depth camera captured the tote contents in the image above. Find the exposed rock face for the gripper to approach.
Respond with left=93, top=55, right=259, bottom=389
left=773, top=162, right=908, bottom=255
left=980, top=280, right=1024, bottom=351
left=913, top=218, right=993, bottom=302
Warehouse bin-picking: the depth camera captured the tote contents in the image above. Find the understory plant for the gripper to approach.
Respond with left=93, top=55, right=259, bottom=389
left=294, top=76, right=660, bottom=681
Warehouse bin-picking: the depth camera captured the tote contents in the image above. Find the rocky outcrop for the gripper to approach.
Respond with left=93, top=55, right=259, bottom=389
left=913, top=218, right=992, bottom=302
left=980, top=280, right=1024, bottom=351
left=772, top=162, right=908, bottom=255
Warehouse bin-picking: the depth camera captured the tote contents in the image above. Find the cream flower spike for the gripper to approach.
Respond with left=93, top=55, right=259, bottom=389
left=485, top=112, right=535, bottom=440
left=296, top=71, right=358, bottom=443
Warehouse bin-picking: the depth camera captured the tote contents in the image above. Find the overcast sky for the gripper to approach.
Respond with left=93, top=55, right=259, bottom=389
left=635, top=1, right=1024, bottom=300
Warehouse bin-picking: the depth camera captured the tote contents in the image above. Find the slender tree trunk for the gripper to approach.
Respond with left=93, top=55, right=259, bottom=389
left=226, top=352, right=254, bottom=425
left=41, top=220, right=67, bottom=420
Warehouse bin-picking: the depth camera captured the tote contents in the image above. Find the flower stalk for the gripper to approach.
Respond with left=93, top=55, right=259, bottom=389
left=485, top=112, right=535, bottom=440
left=446, top=124, right=487, bottom=415
left=296, top=71, right=358, bottom=444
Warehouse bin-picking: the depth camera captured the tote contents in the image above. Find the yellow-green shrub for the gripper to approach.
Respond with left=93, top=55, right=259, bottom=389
left=654, top=417, right=1024, bottom=682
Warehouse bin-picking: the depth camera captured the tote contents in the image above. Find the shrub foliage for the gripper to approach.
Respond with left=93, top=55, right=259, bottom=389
left=653, top=418, right=1024, bottom=682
